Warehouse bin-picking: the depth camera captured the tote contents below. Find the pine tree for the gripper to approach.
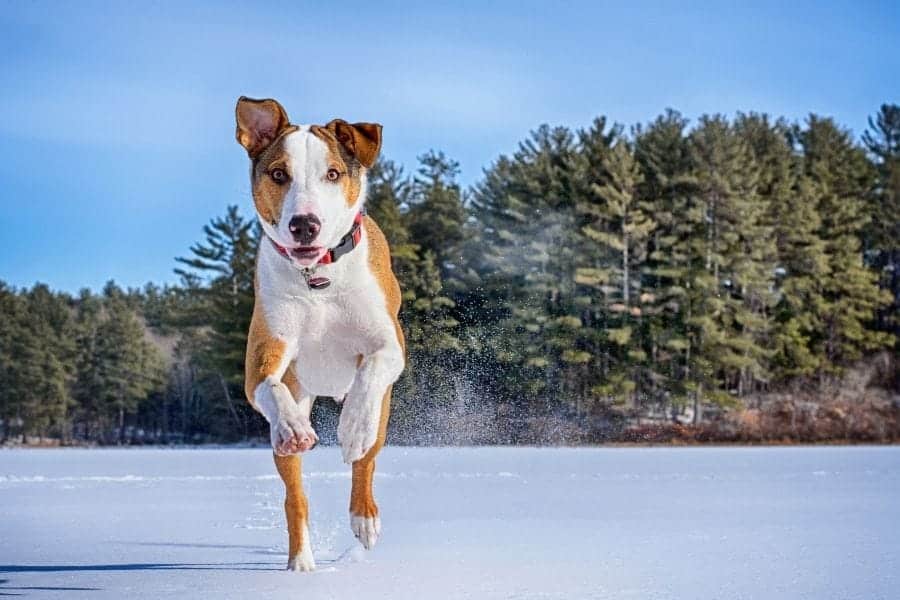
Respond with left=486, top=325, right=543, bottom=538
left=736, top=114, right=826, bottom=380
left=175, top=205, right=259, bottom=438
left=633, top=110, right=696, bottom=419
left=862, top=104, right=900, bottom=339
left=0, top=283, right=28, bottom=440
left=367, top=159, right=411, bottom=244
left=71, top=288, right=105, bottom=439
left=469, top=125, right=582, bottom=414
left=408, top=151, right=468, bottom=270
left=24, top=284, right=77, bottom=438
left=796, top=116, right=894, bottom=370
left=575, top=134, right=655, bottom=415
left=367, top=157, right=465, bottom=442
left=685, top=116, right=773, bottom=419
left=0, top=284, right=77, bottom=440
left=95, top=284, right=166, bottom=443
left=368, top=155, right=462, bottom=355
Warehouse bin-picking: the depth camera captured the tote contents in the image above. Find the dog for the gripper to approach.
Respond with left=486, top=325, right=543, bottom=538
left=235, top=96, right=405, bottom=571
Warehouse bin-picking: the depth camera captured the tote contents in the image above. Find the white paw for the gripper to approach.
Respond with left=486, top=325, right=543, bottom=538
left=337, top=398, right=379, bottom=464
left=287, top=552, right=316, bottom=572
left=271, top=407, right=318, bottom=456
left=350, top=514, right=381, bottom=550
left=287, top=522, right=316, bottom=571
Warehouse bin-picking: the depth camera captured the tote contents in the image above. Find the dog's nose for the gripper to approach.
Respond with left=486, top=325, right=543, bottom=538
left=288, top=214, right=321, bottom=244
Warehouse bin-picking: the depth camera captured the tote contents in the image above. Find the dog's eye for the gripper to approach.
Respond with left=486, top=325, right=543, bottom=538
left=270, top=168, right=287, bottom=183
left=326, top=168, right=341, bottom=182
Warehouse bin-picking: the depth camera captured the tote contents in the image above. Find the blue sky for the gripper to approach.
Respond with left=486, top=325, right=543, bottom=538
left=1, top=1, right=898, bottom=292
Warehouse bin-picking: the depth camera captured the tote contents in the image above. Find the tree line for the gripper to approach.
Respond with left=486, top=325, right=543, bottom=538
left=1, top=104, right=898, bottom=444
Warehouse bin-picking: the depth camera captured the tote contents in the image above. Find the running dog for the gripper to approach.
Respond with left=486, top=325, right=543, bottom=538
left=235, top=96, right=405, bottom=571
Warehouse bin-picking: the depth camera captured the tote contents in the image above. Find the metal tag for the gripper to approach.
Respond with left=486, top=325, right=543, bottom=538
left=301, top=266, right=330, bottom=290
left=307, top=276, right=331, bottom=289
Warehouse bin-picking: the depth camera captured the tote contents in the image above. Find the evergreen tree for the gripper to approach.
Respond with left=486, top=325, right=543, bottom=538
left=577, top=137, right=655, bottom=412
left=796, top=116, right=893, bottom=370
left=175, top=205, right=259, bottom=438
left=685, top=116, right=772, bottom=419
left=24, top=284, right=77, bottom=438
left=862, top=104, right=900, bottom=339
left=0, top=284, right=75, bottom=440
left=95, top=284, right=166, bottom=443
left=408, top=151, right=468, bottom=271
left=469, top=125, right=582, bottom=414
left=368, top=156, right=461, bottom=354
left=367, top=159, right=411, bottom=247
left=633, top=110, right=696, bottom=419
left=736, top=114, right=826, bottom=380
left=367, top=157, right=465, bottom=442
left=0, top=283, right=28, bottom=440
left=71, top=288, right=105, bottom=439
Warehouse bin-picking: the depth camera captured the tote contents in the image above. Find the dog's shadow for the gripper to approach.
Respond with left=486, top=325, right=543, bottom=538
left=0, top=540, right=357, bottom=594
left=0, top=562, right=280, bottom=574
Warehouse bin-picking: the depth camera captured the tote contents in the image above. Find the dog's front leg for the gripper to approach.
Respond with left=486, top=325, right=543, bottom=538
left=339, top=334, right=402, bottom=551
left=338, top=337, right=404, bottom=465
left=245, top=313, right=314, bottom=456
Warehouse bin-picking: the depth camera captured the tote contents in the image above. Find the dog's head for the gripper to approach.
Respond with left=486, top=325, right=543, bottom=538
left=235, top=96, right=382, bottom=266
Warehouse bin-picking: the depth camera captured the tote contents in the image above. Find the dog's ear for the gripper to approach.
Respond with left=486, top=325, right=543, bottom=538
left=326, top=119, right=382, bottom=168
left=235, top=97, right=291, bottom=158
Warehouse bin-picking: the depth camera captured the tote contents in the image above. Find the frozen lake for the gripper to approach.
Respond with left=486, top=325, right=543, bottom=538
left=1, top=446, right=898, bottom=599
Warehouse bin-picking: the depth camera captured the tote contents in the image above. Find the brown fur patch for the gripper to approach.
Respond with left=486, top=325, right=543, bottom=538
left=244, top=277, right=288, bottom=407
left=248, top=126, right=299, bottom=226
left=326, top=119, right=382, bottom=168
left=310, top=125, right=364, bottom=208
left=364, top=216, right=404, bottom=334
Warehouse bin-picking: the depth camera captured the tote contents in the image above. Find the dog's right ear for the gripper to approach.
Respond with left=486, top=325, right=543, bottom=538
left=235, top=97, right=291, bottom=158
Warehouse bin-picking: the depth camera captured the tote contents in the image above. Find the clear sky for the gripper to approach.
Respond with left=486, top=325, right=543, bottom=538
left=1, top=1, right=898, bottom=293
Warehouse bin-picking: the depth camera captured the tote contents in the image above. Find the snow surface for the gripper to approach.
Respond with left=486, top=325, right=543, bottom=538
left=1, top=446, right=898, bottom=599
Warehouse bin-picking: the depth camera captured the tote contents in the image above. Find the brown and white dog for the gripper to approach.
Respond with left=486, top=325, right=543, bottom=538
left=235, top=97, right=405, bottom=571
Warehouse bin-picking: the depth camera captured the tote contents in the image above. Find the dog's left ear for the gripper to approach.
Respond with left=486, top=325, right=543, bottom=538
left=326, top=119, right=382, bottom=168
left=235, top=96, right=291, bottom=158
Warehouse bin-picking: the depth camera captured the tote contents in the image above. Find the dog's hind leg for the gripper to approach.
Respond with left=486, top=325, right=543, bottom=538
left=348, top=384, right=392, bottom=550
left=274, top=453, right=315, bottom=571
left=274, top=368, right=316, bottom=571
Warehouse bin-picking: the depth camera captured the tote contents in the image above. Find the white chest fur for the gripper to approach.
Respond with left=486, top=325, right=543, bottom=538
left=255, top=234, right=395, bottom=399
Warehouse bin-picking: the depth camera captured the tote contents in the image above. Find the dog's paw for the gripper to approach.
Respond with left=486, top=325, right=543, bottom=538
left=271, top=410, right=318, bottom=456
left=287, top=552, right=316, bottom=572
left=287, top=522, right=316, bottom=571
left=350, top=513, right=381, bottom=550
left=337, top=399, right=379, bottom=464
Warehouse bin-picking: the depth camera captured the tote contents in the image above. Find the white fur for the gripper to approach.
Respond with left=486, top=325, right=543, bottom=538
left=286, top=521, right=316, bottom=571
left=255, top=128, right=403, bottom=464
left=350, top=513, right=382, bottom=550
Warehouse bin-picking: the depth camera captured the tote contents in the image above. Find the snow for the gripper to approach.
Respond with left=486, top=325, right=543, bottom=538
left=1, top=446, right=898, bottom=599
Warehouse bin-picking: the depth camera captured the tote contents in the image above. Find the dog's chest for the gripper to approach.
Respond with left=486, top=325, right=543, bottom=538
left=290, top=300, right=363, bottom=398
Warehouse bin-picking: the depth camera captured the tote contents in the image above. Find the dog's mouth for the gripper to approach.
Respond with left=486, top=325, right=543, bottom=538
left=289, top=246, right=324, bottom=263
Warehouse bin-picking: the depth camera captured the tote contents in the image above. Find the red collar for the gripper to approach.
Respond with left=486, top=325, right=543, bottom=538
left=269, top=210, right=365, bottom=266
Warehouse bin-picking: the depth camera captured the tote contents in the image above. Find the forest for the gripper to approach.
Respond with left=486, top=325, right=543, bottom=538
left=1, top=105, right=898, bottom=445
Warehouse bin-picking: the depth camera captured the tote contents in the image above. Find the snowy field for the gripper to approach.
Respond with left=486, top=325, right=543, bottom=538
left=1, top=446, right=898, bottom=599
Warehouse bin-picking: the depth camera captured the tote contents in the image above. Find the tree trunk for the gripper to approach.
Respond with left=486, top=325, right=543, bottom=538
left=622, top=220, right=630, bottom=305
left=693, top=383, right=703, bottom=425
left=219, top=374, right=244, bottom=436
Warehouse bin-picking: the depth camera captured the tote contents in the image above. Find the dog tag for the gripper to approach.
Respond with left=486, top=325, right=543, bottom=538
left=307, top=276, right=331, bottom=290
